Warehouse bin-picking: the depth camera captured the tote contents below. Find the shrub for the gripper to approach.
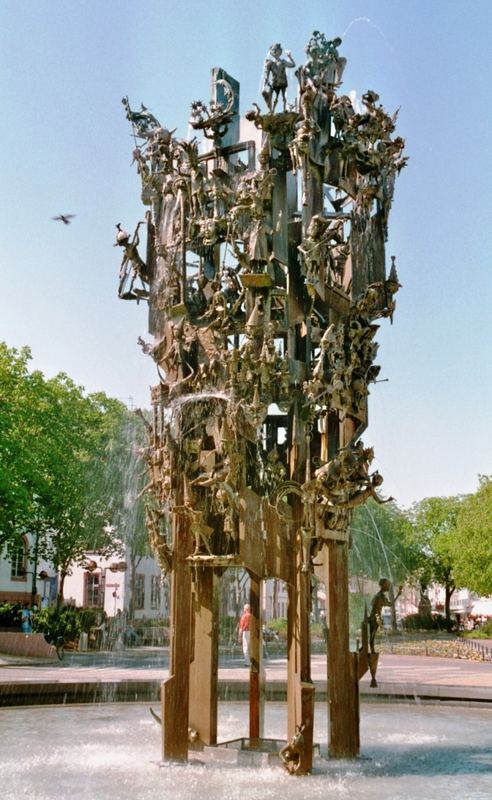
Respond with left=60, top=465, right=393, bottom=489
left=78, top=608, right=98, bottom=633
left=401, top=612, right=450, bottom=631
left=310, top=622, right=325, bottom=640
left=220, top=616, right=237, bottom=641
left=33, top=607, right=82, bottom=643
left=464, top=618, right=492, bottom=639
left=267, top=618, right=288, bottom=639
left=0, top=602, right=22, bottom=628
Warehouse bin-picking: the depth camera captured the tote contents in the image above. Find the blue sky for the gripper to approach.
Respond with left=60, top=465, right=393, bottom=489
left=1, top=0, right=491, bottom=507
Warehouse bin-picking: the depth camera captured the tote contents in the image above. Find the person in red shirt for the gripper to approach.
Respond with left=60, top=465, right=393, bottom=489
left=238, top=603, right=252, bottom=665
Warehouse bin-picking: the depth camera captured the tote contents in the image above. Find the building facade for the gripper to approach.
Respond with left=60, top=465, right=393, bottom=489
left=0, top=537, right=169, bottom=621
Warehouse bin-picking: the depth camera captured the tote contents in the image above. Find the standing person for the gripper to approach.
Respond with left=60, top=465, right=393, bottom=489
left=238, top=603, right=252, bottom=666
left=320, top=609, right=329, bottom=650
left=93, top=611, right=107, bottom=650
left=262, top=43, right=296, bottom=113
left=20, top=604, right=33, bottom=633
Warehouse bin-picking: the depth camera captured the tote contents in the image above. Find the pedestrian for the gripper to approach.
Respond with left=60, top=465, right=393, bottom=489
left=238, top=603, right=252, bottom=666
left=320, top=610, right=329, bottom=649
left=124, top=623, right=138, bottom=647
left=93, top=611, right=107, bottom=649
left=20, top=604, right=33, bottom=633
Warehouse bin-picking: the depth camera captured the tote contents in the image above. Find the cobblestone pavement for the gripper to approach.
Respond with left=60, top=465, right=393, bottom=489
left=378, top=637, right=492, bottom=660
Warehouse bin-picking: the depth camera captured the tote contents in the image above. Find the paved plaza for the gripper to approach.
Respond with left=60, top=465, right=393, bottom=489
left=1, top=647, right=492, bottom=706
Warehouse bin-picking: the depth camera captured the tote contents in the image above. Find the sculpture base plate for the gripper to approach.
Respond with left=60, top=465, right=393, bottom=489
left=200, top=737, right=320, bottom=767
left=203, top=737, right=285, bottom=766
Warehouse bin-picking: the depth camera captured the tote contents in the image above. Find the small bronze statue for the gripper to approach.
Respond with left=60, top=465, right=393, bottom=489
left=262, top=43, right=296, bottom=113
left=279, top=724, right=306, bottom=774
left=369, top=578, right=392, bottom=654
left=114, top=221, right=148, bottom=300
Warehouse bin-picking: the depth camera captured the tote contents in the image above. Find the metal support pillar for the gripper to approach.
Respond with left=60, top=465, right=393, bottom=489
left=189, top=567, right=219, bottom=745
left=249, top=574, right=265, bottom=739
left=327, top=539, right=359, bottom=757
left=161, top=493, right=193, bottom=761
left=287, top=501, right=315, bottom=773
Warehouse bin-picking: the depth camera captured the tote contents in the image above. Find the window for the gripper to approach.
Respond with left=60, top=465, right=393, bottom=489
left=134, top=574, right=145, bottom=610
left=11, top=537, right=28, bottom=580
left=85, top=572, right=103, bottom=607
left=151, top=575, right=161, bottom=610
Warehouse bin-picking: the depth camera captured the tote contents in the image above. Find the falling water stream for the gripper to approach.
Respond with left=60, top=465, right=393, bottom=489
left=363, top=503, right=395, bottom=583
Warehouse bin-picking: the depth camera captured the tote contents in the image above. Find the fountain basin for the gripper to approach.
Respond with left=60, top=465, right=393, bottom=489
left=1, top=702, right=492, bottom=800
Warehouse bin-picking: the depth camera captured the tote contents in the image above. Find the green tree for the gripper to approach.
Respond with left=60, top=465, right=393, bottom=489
left=25, top=378, right=129, bottom=601
left=409, top=495, right=465, bottom=626
left=0, top=341, right=149, bottom=604
left=349, top=499, right=417, bottom=629
left=350, top=500, right=414, bottom=583
left=0, top=344, right=48, bottom=545
left=37, top=388, right=152, bottom=604
left=449, top=477, right=492, bottom=596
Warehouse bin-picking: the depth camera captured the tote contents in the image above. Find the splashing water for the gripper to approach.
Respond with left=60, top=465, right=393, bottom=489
left=169, top=390, right=231, bottom=410
left=1, top=702, right=492, bottom=800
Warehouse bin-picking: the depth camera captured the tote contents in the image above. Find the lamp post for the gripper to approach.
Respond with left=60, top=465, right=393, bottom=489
left=104, top=562, right=127, bottom=613
left=19, top=567, right=51, bottom=607
left=30, top=530, right=40, bottom=606
left=85, top=558, right=127, bottom=612
left=38, top=570, right=55, bottom=607
left=26, top=494, right=45, bottom=606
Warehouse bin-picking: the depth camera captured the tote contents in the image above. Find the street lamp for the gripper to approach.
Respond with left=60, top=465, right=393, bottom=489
left=103, top=562, right=127, bottom=613
left=19, top=568, right=52, bottom=607
left=29, top=494, right=43, bottom=606
left=38, top=570, right=56, bottom=607
left=83, top=558, right=127, bottom=611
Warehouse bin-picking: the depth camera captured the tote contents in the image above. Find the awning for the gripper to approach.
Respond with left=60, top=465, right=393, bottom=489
left=470, top=598, right=492, bottom=616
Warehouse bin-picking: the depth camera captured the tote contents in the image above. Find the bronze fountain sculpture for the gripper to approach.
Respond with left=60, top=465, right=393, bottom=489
left=118, top=31, right=406, bottom=773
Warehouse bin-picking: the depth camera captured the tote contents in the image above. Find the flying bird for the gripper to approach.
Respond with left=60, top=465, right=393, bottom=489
left=52, top=214, right=76, bottom=225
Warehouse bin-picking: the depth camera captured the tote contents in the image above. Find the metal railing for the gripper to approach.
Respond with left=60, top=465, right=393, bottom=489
left=462, top=638, right=492, bottom=661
